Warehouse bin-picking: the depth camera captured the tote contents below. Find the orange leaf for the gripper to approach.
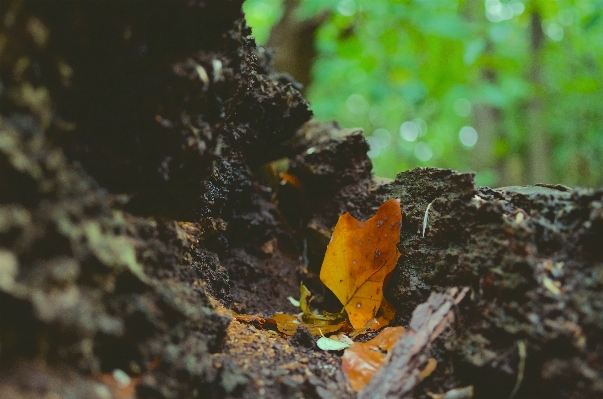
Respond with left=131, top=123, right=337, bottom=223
left=374, top=298, right=396, bottom=328
left=232, top=313, right=273, bottom=330
left=320, top=199, right=402, bottom=329
left=349, top=298, right=396, bottom=338
left=272, top=313, right=349, bottom=336
left=234, top=312, right=348, bottom=337
left=271, top=313, right=300, bottom=335
left=279, top=172, right=306, bottom=192
left=342, top=326, right=405, bottom=391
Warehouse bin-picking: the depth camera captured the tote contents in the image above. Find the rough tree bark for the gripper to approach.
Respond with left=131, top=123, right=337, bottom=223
left=0, top=2, right=601, bottom=399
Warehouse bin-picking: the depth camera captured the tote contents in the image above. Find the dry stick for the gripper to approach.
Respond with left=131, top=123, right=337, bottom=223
left=509, top=340, right=527, bottom=399
left=359, top=287, right=469, bottom=399
left=422, top=200, right=435, bottom=238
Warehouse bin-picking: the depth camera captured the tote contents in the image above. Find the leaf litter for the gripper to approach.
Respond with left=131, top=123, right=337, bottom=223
left=232, top=199, right=405, bottom=390
left=342, top=326, right=406, bottom=391
left=320, top=199, right=402, bottom=329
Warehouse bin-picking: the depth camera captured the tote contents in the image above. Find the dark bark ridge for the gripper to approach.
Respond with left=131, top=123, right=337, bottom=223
left=367, top=171, right=603, bottom=398
left=0, top=1, right=311, bottom=397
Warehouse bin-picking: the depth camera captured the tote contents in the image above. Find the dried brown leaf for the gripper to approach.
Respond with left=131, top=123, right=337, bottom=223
left=320, top=199, right=402, bottom=329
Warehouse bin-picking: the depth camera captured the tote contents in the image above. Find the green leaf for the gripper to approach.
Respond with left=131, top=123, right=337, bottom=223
left=316, top=336, right=351, bottom=351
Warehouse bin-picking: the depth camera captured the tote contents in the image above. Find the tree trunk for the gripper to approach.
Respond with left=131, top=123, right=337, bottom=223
left=265, top=0, right=330, bottom=92
left=527, top=10, right=551, bottom=184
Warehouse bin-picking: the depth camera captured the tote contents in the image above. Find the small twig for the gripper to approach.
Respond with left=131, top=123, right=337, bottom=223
left=422, top=200, right=435, bottom=238
left=509, top=340, right=526, bottom=399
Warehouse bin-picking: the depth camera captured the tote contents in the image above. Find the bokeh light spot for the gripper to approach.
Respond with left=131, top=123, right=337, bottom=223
left=453, top=98, right=472, bottom=117
left=400, top=121, right=419, bottom=142
left=366, top=136, right=381, bottom=158
left=338, top=0, right=356, bottom=17
left=543, top=21, right=564, bottom=41
left=415, top=142, right=433, bottom=162
left=373, top=128, right=392, bottom=148
left=346, top=93, right=369, bottom=115
left=459, top=126, right=478, bottom=147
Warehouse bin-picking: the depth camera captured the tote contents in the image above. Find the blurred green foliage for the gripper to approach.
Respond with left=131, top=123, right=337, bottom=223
left=244, top=0, right=603, bottom=187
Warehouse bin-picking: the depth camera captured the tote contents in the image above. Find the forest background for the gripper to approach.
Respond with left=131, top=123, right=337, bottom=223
left=244, top=0, right=603, bottom=187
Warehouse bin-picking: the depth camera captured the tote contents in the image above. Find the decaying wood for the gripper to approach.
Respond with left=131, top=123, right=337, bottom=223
left=359, top=287, right=469, bottom=399
left=3, top=2, right=603, bottom=398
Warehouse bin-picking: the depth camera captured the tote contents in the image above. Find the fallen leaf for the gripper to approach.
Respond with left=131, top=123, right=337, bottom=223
left=232, top=312, right=271, bottom=328
left=280, top=313, right=348, bottom=337
left=299, top=283, right=313, bottom=316
left=342, top=326, right=405, bottom=391
left=331, top=333, right=354, bottom=345
left=373, top=298, right=396, bottom=328
left=287, top=296, right=300, bottom=307
left=233, top=312, right=292, bottom=334
left=320, top=199, right=402, bottom=329
left=271, top=313, right=300, bottom=335
left=316, top=336, right=351, bottom=351
left=233, top=313, right=303, bottom=336
left=234, top=311, right=348, bottom=337
left=279, top=172, right=305, bottom=192
left=349, top=298, right=396, bottom=339
left=299, top=283, right=346, bottom=323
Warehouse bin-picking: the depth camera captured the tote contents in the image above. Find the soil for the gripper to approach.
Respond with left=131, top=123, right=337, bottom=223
left=1, top=1, right=602, bottom=399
